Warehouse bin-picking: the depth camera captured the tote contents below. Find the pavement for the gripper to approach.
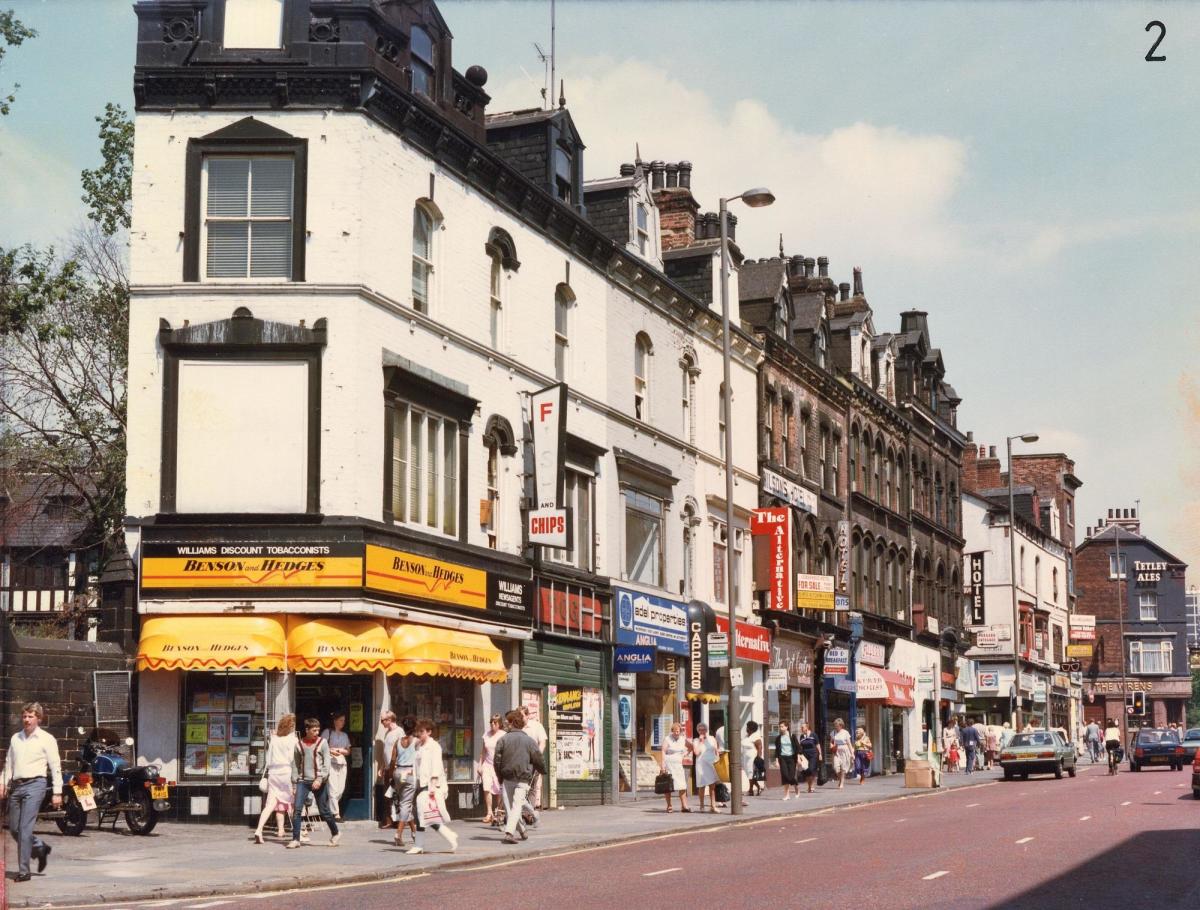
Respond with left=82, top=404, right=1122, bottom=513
left=2, top=768, right=997, bottom=907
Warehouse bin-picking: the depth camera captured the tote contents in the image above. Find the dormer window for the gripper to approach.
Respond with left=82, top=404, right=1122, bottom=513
left=554, top=143, right=573, bottom=204
left=817, top=327, right=828, bottom=368
left=635, top=203, right=649, bottom=255
left=223, top=0, right=284, bottom=50
left=411, top=26, right=435, bottom=98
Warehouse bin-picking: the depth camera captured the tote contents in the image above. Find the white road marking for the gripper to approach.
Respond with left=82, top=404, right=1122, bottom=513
left=923, top=871, right=950, bottom=880
left=185, top=903, right=233, bottom=909
left=1079, top=815, right=1091, bottom=821
left=1177, top=784, right=1187, bottom=788
left=965, top=803, right=981, bottom=808
left=1121, top=801, right=1131, bottom=806
left=895, top=818, right=907, bottom=823
left=794, top=837, right=818, bottom=844
left=1015, top=837, right=1035, bottom=844
left=642, top=867, right=683, bottom=877
left=1153, top=790, right=1162, bottom=795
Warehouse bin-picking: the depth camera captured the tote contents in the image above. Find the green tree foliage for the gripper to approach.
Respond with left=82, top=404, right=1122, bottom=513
left=0, top=9, right=36, bottom=116
left=1189, top=668, right=1200, bottom=727
left=80, top=103, right=134, bottom=236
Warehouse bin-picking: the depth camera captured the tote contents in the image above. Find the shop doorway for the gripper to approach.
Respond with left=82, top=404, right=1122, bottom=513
left=294, top=674, right=372, bottom=821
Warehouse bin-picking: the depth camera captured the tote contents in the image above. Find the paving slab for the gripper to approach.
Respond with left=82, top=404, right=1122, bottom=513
left=3, top=769, right=999, bottom=907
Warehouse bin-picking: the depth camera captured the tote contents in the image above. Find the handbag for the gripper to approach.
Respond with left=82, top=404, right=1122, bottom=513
left=424, top=791, right=444, bottom=826
left=714, top=751, right=730, bottom=783
left=654, top=771, right=675, bottom=795
left=714, top=782, right=731, bottom=803
left=797, top=754, right=809, bottom=772
left=866, top=750, right=874, bottom=763
left=753, top=756, right=766, bottom=781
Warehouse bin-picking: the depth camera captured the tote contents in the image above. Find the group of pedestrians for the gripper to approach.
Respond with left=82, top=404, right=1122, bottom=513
left=941, top=716, right=1008, bottom=773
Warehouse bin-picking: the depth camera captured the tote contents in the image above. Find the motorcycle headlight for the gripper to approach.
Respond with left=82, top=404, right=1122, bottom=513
left=145, top=765, right=160, bottom=778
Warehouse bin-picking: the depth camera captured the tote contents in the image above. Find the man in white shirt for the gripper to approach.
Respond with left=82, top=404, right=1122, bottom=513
left=522, top=704, right=548, bottom=813
left=1, top=702, right=62, bottom=881
left=373, top=710, right=404, bottom=827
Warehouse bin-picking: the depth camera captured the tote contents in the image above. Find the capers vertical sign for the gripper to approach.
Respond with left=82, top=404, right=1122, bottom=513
left=528, top=383, right=570, bottom=548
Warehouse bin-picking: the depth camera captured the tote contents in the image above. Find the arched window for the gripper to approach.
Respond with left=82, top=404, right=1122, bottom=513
left=718, top=383, right=728, bottom=459
left=849, top=425, right=859, bottom=492
left=634, top=333, right=652, bottom=420
left=860, top=538, right=872, bottom=610
left=1020, top=545, right=1026, bottom=587
left=874, top=542, right=885, bottom=614
left=554, top=284, right=573, bottom=380
left=682, top=500, right=698, bottom=598
left=488, top=254, right=504, bottom=350
left=948, top=481, right=958, bottom=532
left=873, top=439, right=883, bottom=503
left=850, top=532, right=861, bottom=609
left=482, top=415, right=516, bottom=551
left=1052, top=566, right=1059, bottom=602
left=781, top=398, right=793, bottom=470
left=763, top=387, right=776, bottom=460
left=951, top=568, right=961, bottom=624
left=817, top=327, right=829, bottom=368
left=934, top=471, right=943, bottom=524
left=412, top=202, right=437, bottom=313
left=680, top=353, right=697, bottom=445
left=410, top=26, right=435, bottom=97
left=861, top=431, right=872, bottom=495
left=884, top=448, right=893, bottom=511
left=820, top=538, right=833, bottom=576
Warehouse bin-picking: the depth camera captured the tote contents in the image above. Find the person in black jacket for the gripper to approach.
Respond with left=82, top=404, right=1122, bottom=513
left=494, top=709, right=546, bottom=845
left=774, top=720, right=803, bottom=800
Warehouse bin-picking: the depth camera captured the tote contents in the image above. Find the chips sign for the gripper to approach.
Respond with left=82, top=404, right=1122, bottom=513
left=796, top=573, right=835, bottom=611
left=529, top=383, right=568, bottom=548
left=751, top=507, right=792, bottom=611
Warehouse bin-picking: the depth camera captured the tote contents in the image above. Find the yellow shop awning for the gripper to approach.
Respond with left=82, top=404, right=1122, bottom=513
left=388, top=624, right=508, bottom=683
left=137, top=615, right=286, bottom=671
left=287, top=617, right=393, bottom=672
left=685, top=692, right=722, bottom=704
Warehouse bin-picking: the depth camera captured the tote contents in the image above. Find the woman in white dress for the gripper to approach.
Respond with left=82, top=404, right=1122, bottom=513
left=253, top=713, right=297, bottom=843
left=692, top=723, right=720, bottom=813
left=742, top=721, right=763, bottom=801
left=658, top=722, right=692, bottom=813
left=830, top=717, right=854, bottom=789
left=408, top=719, right=457, bottom=855
left=321, top=712, right=352, bottom=820
left=477, top=714, right=505, bottom=824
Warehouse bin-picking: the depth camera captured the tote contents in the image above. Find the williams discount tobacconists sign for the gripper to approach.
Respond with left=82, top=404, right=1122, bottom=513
left=140, top=542, right=364, bottom=589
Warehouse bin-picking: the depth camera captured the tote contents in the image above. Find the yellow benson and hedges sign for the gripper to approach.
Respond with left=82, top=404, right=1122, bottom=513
left=364, top=544, right=487, bottom=610
left=140, top=543, right=363, bottom=590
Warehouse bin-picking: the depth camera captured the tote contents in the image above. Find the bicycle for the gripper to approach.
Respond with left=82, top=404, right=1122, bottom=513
left=1106, top=742, right=1121, bottom=775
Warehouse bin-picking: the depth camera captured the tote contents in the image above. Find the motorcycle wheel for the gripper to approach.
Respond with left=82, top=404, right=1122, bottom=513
left=55, top=791, right=87, bottom=836
left=125, top=789, right=159, bottom=835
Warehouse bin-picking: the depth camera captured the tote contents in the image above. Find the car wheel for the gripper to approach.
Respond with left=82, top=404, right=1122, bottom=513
left=1068, top=763, right=1077, bottom=778
left=1020, top=773, right=1029, bottom=780
left=1194, top=789, right=1200, bottom=799
left=1003, top=769, right=1013, bottom=781
left=1130, top=761, right=1139, bottom=772
left=1055, top=762, right=1064, bottom=780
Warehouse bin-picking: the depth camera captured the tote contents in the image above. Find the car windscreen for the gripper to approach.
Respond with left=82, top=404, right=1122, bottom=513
left=1137, top=731, right=1178, bottom=744
left=1184, top=730, right=1200, bottom=742
left=1008, top=734, right=1051, bottom=747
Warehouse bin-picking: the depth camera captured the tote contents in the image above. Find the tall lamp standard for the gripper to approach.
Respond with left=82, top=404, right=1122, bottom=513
left=1007, top=432, right=1039, bottom=730
left=718, top=186, right=774, bottom=816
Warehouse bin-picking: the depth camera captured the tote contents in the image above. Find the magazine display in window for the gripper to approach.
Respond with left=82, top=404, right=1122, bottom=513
left=180, top=673, right=268, bottom=782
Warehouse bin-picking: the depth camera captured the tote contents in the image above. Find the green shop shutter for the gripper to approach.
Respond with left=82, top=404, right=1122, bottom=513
left=521, top=638, right=611, bottom=805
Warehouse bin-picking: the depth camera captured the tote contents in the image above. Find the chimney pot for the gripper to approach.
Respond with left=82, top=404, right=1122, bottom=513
left=789, top=255, right=805, bottom=279
left=678, top=161, right=693, bottom=189
left=726, top=212, right=737, bottom=241
left=803, top=257, right=815, bottom=278
left=1108, top=508, right=1114, bottom=518
left=839, top=282, right=850, bottom=301
left=650, top=160, right=666, bottom=190
left=619, top=163, right=635, bottom=177
left=988, top=446, right=996, bottom=458
left=817, top=256, right=829, bottom=278
left=665, top=163, right=679, bottom=188
left=966, top=430, right=974, bottom=442
left=852, top=267, right=864, bottom=296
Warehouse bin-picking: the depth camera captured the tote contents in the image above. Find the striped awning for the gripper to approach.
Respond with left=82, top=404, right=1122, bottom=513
left=136, top=615, right=286, bottom=671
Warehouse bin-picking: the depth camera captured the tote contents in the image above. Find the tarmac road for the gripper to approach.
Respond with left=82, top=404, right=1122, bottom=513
left=242, top=763, right=1199, bottom=910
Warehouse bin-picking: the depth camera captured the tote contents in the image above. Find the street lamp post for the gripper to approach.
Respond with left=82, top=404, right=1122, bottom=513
left=718, top=186, right=774, bottom=816
left=1007, top=432, right=1038, bottom=731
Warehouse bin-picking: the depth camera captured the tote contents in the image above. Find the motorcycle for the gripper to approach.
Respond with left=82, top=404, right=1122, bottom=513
left=34, top=773, right=89, bottom=836
left=49, top=729, right=173, bottom=835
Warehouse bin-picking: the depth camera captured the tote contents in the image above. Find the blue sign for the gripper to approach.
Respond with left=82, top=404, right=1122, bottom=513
left=613, top=587, right=689, bottom=655
left=614, top=645, right=656, bottom=672
left=618, top=695, right=633, bottom=739
left=835, top=594, right=850, bottom=611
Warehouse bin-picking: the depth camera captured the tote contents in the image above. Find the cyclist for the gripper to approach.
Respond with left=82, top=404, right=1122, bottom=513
left=1103, top=718, right=1122, bottom=775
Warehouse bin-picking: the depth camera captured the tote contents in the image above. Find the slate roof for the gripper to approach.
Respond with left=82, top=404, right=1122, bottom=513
left=792, top=296, right=826, bottom=333
left=737, top=258, right=787, bottom=302
left=0, top=475, right=90, bottom=549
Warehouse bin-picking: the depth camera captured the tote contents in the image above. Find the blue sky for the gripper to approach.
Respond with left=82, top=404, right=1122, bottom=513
left=2, top=0, right=1197, bottom=572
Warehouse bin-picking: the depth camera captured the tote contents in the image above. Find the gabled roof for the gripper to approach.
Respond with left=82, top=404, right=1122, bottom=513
left=0, top=475, right=91, bottom=550
left=738, top=258, right=787, bottom=302
left=791, top=296, right=826, bottom=334
left=1078, top=524, right=1188, bottom=567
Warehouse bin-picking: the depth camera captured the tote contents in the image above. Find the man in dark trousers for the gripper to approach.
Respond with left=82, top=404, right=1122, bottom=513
left=960, top=716, right=982, bottom=773
left=494, top=709, right=546, bottom=845
left=1, top=702, right=63, bottom=881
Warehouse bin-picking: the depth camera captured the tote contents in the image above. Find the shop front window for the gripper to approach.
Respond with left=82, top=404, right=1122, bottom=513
left=180, top=672, right=268, bottom=783
left=391, top=676, right=476, bottom=782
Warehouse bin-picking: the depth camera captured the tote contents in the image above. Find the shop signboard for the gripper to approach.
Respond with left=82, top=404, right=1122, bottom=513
left=616, top=672, right=637, bottom=690
left=527, top=507, right=569, bottom=549
left=1019, top=672, right=1037, bottom=693
left=538, top=582, right=604, bottom=636
left=1069, top=615, right=1096, bottom=641
left=765, top=667, right=789, bottom=691
left=364, top=544, right=487, bottom=609
left=835, top=595, right=850, bottom=611
left=857, top=641, right=886, bottom=667
left=917, top=666, right=935, bottom=685
left=530, top=383, right=569, bottom=547
left=968, top=552, right=986, bottom=624
left=1032, top=683, right=1047, bottom=703
left=614, top=587, right=689, bottom=655
left=836, top=521, right=850, bottom=595
left=796, top=573, right=835, bottom=611
left=614, top=645, right=655, bottom=673
left=729, top=667, right=744, bottom=688
left=977, top=670, right=1000, bottom=690
left=1066, top=643, right=1093, bottom=658
left=770, top=638, right=815, bottom=688
left=750, top=507, right=792, bottom=611
left=686, top=601, right=723, bottom=697
left=618, top=694, right=633, bottom=740
left=825, top=647, right=850, bottom=676
left=975, top=630, right=999, bottom=649
left=487, top=574, right=532, bottom=617
left=140, top=541, right=364, bottom=591
left=761, top=467, right=818, bottom=515
left=713, top=616, right=772, bottom=663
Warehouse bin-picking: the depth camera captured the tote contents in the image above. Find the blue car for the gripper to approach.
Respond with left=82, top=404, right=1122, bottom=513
left=1128, top=728, right=1186, bottom=772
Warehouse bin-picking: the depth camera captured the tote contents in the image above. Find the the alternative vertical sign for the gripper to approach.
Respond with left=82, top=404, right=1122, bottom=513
left=529, top=384, right=569, bottom=548
left=751, top=507, right=791, bottom=611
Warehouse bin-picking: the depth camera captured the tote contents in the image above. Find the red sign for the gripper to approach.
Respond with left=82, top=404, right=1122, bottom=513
left=750, top=507, right=792, bottom=611
left=713, top=616, right=772, bottom=664
left=538, top=584, right=603, bottom=636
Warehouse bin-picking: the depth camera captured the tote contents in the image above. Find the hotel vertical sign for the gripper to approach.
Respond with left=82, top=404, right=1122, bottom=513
left=968, top=552, right=985, bottom=625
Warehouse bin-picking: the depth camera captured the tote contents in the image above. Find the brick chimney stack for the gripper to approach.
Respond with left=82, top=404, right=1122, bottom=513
left=972, top=444, right=1002, bottom=490
left=651, top=159, right=700, bottom=251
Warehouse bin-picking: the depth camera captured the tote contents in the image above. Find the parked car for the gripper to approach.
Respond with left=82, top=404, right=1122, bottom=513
left=1192, top=745, right=1200, bottom=799
left=1127, top=728, right=1185, bottom=772
left=1180, top=728, right=1200, bottom=763
left=998, top=730, right=1077, bottom=780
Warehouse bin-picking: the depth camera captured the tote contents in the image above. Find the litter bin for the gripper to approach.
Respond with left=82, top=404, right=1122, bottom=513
left=904, top=758, right=936, bottom=789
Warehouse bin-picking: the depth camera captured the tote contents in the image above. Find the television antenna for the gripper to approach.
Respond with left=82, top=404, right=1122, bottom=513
left=533, top=42, right=550, bottom=108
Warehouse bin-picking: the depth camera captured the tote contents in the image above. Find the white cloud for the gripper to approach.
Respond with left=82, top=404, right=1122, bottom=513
left=0, top=126, right=83, bottom=249
left=489, top=56, right=969, bottom=268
